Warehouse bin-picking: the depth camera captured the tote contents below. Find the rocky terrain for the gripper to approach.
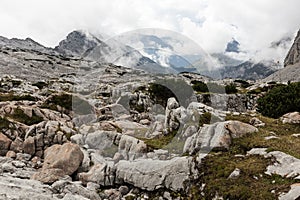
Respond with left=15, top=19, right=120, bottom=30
left=0, top=29, right=299, bottom=200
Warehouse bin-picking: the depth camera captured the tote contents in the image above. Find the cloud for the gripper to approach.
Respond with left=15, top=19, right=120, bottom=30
left=0, top=0, right=299, bottom=63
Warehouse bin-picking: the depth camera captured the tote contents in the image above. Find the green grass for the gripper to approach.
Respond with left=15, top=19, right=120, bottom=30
left=139, top=130, right=178, bottom=150
left=226, top=114, right=300, bottom=158
left=189, top=153, right=297, bottom=200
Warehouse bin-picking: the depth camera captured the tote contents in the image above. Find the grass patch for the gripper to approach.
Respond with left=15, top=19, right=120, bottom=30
left=226, top=114, right=300, bottom=158
left=189, top=152, right=297, bottom=200
left=139, top=130, right=178, bottom=150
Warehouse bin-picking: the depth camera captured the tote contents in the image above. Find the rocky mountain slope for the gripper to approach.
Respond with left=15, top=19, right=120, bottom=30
left=265, top=29, right=300, bottom=82
left=0, top=32, right=299, bottom=199
left=284, top=30, right=300, bottom=66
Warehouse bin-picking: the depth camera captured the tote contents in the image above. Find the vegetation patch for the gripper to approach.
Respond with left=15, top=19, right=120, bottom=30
left=226, top=114, right=300, bottom=158
left=140, top=130, right=178, bottom=150
left=257, top=82, right=300, bottom=118
left=189, top=153, right=296, bottom=200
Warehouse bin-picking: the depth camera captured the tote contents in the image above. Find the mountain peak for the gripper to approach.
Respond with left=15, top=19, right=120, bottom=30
left=225, top=38, right=240, bottom=53
left=54, top=30, right=105, bottom=57
left=284, top=29, right=300, bottom=67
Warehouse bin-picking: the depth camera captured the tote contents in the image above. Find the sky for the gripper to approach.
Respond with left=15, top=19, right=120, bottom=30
left=1, top=0, right=300, bottom=62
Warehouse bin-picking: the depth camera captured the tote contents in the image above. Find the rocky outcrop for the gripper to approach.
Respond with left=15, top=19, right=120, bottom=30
left=196, top=93, right=257, bottom=112
left=248, top=148, right=300, bottom=179
left=183, top=121, right=258, bottom=154
left=280, top=112, right=300, bottom=124
left=32, top=143, right=83, bottom=183
left=284, top=29, right=300, bottom=66
left=0, top=133, right=12, bottom=156
left=115, top=156, right=197, bottom=191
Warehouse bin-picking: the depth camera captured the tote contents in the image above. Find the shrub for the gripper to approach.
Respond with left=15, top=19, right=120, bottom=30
left=234, top=79, right=252, bottom=88
left=149, top=83, right=177, bottom=108
left=257, top=82, right=300, bottom=118
left=225, top=83, right=238, bottom=94
left=191, top=80, right=209, bottom=93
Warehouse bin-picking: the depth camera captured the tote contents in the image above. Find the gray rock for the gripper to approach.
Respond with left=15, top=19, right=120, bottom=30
left=228, top=168, right=241, bottom=179
left=184, top=121, right=258, bottom=155
left=116, top=156, right=197, bottom=191
left=248, top=148, right=300, bottom=179
left=280, top=112, right=300, bottom=124
left=0, top=133, right=12, bottom=156
left=279, top=183, right=300, bottom=200
left=284, top=29, right=300, bottom=66
left=79, top=162, right=115, bottom=186
left=249, top=117, right=265, bottom=127
left=0, top=175, right=57, bottom=200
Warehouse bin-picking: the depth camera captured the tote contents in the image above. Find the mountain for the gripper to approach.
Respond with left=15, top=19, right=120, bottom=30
left=0, top=36, right=57, bottom=55
left=55, top=30, right=171, bottom=74
left=265, top=29, right=300, bottom=82
left=225, top=39, right=240, bottom=53
left=284, top=29, right=300, bottom=66
left=54, top=30, right=106, bottom=57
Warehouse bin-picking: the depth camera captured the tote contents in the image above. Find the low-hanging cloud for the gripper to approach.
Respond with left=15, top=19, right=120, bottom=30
left=0, top=0, right=299, bottom=63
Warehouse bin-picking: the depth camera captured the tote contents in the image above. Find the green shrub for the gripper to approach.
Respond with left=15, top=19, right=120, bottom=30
left=257, top=82, right=300, bottom=118
left=207, top=82, right=225, bottom=94
left=149, top=83, right=177, bottom=108
left=191, top=80, right=209, bottom=93
left=225, top=83, right=238, bottom=94
left=199, top=112, right=212, bottom=126
left=234, top=80, right=252, bottom=88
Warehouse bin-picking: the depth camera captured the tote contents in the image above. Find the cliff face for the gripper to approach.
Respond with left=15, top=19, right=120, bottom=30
left=284, top=30, right=300, bottom=66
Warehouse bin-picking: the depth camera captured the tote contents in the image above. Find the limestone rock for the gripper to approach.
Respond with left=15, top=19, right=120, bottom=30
left=284, top=29, right=300, bottom=66
left=115, top=156, right=197, bottom=191
left=0, top=133, right=12, bottom=156
left=184, top=121, right=258, bottom=154
left=32, top=143, right=83, bottom=183
left=280, top=112, right=300, bottom=124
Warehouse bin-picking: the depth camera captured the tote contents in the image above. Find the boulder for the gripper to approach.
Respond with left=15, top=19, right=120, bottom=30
left=79, top=162, right=115, bottom=186
left=32, top=143, right=83, bottom=183
left=115, top=156, right=197, bottom=191
left=249, top=117, right=265, bottom=127
left=184, top=121, right=258, bottom=154
left=23, top=136, right=36, bottom=156
left=279, top=183, right=300, bottom=200
left=225, top=120, right=258, bottom=138
left=0, top=133, right=12, bottom=156
left=0, top=175, right=57, bottom=200
left=280, top=112, right=300, bottom=124
left=248, top=148, right=300, bottom=179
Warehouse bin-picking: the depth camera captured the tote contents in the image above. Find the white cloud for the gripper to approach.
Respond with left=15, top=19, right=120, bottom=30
left=0, top=0, right=299, bottom=63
